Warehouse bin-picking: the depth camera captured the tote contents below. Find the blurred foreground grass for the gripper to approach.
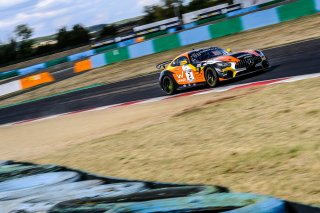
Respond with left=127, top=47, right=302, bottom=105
left=34, top=77, right=320, bottom=205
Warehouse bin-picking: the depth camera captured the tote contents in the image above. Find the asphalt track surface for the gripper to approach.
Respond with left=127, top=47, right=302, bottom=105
left=0, top=38, right=319, bottom=125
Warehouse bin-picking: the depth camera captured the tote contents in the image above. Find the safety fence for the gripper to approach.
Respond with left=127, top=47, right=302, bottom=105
left=0, top=0, right=318, bottom=97
left=0, top=0, right=289, bottom=81
left=0, top=160, right=319, bottom=212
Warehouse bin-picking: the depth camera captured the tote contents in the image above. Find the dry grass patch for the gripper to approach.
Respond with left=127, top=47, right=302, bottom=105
left=1, top=14, right=319, bottom=106
left=22, top=77, right=320, bottom=205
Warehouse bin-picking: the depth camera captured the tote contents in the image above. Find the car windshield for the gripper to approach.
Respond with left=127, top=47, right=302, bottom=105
left=189, top=48, right=226, bottom=64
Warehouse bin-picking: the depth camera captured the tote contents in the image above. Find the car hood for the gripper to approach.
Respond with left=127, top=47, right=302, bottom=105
left=202, top=51, right=259, bottom=63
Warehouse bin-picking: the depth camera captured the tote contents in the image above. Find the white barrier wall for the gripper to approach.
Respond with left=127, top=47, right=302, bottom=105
left=0, top=81, right=21, bottom=97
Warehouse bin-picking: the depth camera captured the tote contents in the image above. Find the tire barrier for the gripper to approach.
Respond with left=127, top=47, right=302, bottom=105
left=0, top=161, right=319, bottom=213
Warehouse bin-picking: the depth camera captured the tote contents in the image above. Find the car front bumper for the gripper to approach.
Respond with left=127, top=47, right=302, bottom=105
left=217, top=59, right=269, bottom=81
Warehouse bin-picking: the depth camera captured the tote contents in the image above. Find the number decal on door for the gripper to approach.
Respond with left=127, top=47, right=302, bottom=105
left=182, top=65, right=195, bottom=82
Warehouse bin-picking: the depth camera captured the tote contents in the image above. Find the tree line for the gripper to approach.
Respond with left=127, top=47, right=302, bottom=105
left=0, top=0, right=231, bottom=67
left=0, top=24, right=90, bottom=67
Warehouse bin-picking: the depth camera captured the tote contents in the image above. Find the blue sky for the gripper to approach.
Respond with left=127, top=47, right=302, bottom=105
left=0, top=0, right=163, bottom=43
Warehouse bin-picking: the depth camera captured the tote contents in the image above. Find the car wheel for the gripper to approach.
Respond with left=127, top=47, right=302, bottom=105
left=262, top=60, right=270, bottom=69
left=205, top=67, right=219, bottom=88
left=162, top=75, right=176, bottom=95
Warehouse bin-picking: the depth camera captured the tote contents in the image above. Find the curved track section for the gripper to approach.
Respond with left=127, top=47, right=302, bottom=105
left=0, top=38, right=319, bottom=125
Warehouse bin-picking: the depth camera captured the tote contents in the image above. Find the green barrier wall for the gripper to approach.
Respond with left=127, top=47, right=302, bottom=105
left=95, top=44, right=118, bottom=54
left=104, top=47, right=130, bottom=64
left=196, top=14, right=227, bottom=25
left=144, top=30, right=168, bottom=40
left=277, top=0, right=316, bottom=21
left=153, top=34, right=181, bottom=53
left=0, top=70, right=19, bottom=80
left=209, top=17, right=243, bottom=38
left=45, top=57, right=69, bottom=67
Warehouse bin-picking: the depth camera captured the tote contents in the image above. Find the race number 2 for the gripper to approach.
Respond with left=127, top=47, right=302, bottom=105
left=182, top=65, right=195, bottom=82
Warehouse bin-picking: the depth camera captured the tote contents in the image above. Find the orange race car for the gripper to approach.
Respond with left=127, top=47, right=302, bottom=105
left=158, top=47, right=269, bottom=95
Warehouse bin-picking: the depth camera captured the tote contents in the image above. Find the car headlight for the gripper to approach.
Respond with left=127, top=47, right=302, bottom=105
left=216, top=62, right=231, bottom=68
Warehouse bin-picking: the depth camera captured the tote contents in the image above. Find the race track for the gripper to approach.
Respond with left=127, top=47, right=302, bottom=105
left=0, top=38, right=319, bottom=125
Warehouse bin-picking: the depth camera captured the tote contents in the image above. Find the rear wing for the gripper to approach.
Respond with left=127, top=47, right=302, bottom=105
left=156, top=60, right=172, bottom=70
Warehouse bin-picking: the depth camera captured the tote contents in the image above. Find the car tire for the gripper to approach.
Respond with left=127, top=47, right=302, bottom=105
left=161, top=75, right=176, bottom=95
left=205, top=67, right=219, bottom=88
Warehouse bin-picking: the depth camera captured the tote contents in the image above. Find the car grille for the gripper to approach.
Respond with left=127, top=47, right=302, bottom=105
left=236, top=56, right=262, bottom=69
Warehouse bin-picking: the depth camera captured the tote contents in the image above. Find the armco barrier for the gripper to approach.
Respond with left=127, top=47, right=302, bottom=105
left=209, top=16, right=242, bottom=38
left=45, top=56, right=69, bottom=67
left=72, top=0, right=319, bottom=74
left=0, top=80, right=21, bottom=97
left=153, top=33, right=181, bottom=52
left=105, top=46, right=130, bottom=64
left=128, top=40, right=155, bottom=59
left=91, top=53, right=107, bottom=69
left=178, top=25, right=211, bottom=46
left=74, top=59, right=92, bottom=73
left=240, top=7, right=280, bottom=30
left=20, top=72, right=54, bottom=89
left=0, top=161, right=319, bottom=212
left=68, top=50, right=95, bottom=62
left=278, top=0, right=317, bottom=21
left=18, top=63, right=46, bottom=76
left=0, top=70, right=18, bottom=80
left=0, top=72, right=54, bottom=97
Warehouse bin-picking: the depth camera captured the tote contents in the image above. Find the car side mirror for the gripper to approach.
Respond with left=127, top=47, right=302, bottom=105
left=226, top=48, right=232, bottom=53
left=180, top=60, right=188, bottom=66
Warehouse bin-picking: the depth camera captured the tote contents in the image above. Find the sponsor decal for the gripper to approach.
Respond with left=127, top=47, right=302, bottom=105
left=177, top=71, right=184, bottom=79
left=182, top=65, right=195, bottom=82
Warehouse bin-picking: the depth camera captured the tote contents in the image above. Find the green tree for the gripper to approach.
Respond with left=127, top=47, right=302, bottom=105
left=13, top=24, right=34, bottom=60
left=71, top=24, right=90, bottom=44
left=56, top=25, right=90, bottom=49
left=0, top=39, right=17, bottom=65
left=18, top=40, right=33, bottom=58
left=99, top=25, right=117, bottom=39
left=14, top=24, right=33, bottom=40
left=56, top=27, right=71, bottom=48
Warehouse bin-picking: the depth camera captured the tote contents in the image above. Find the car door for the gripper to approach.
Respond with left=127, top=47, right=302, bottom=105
left=171, top=56, right=198, bottom=85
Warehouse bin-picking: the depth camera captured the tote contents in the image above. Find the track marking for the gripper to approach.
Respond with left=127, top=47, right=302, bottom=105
left=60, top=82, right=158, bottom=104
left=1, top=73, right=320, bottom=128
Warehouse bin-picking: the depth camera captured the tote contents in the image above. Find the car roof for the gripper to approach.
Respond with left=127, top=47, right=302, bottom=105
left=175, top=46, right=221, bottom=59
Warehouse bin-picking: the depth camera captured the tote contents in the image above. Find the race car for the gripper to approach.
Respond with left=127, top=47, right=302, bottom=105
left=158, top=47, right=269, bottom=95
